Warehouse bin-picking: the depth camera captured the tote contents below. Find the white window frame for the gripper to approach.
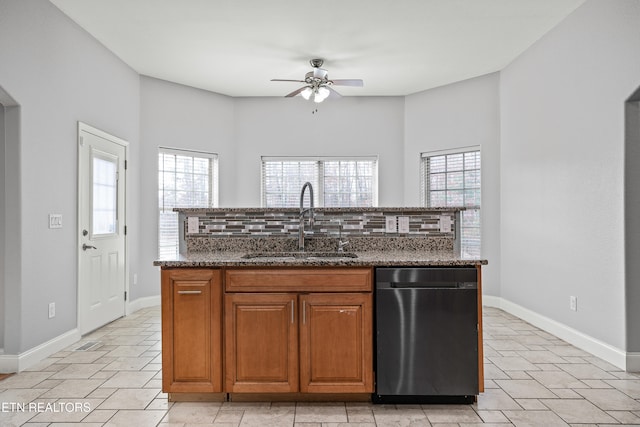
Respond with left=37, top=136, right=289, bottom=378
left=421, top=146, right=481, bottom=258
left=261, top=156, right=378, bottom=208
left=158, top=147, right=218, bottom=258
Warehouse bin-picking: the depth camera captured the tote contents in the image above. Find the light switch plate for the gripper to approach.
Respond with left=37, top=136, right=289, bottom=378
left=187, top=216, right=199, bottom=234
left=398, top=216, right=410, bottom=234
left=385, top=216, right=397, bottom=233
left=439, top=215, right=452, bottom=233
left=49, top=214, right=62, bottom=229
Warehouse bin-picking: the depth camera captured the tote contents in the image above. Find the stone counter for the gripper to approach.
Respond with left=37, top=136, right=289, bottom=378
left=154, top=249, right=487, bottom=268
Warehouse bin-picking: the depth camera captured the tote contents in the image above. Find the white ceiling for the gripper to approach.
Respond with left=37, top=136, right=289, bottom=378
left=49, top=0, right=585, bottom=98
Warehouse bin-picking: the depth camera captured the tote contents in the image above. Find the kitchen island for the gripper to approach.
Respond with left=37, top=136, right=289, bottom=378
left=155, top=207, right=487, bottom=402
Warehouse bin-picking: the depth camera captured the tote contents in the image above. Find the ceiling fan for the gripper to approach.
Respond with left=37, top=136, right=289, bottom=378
left=271, top=59, right=364, bottom=103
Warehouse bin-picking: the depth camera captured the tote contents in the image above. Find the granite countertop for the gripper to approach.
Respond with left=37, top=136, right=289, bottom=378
left=154, top=250, right=487, bottom=268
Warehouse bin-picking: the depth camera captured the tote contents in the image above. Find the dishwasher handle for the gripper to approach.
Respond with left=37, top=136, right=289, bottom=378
left=385, top=281, right=477, bottom=289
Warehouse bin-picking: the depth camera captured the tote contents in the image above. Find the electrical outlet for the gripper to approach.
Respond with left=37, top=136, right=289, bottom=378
left=569, top=296, right=577, bottom=311
left=398, top=216, right=410, bottom=234
left=48, top=214, right=62, bottom=229
left=187, top=216, right=199, bottom=234
left=385, top=216, right=397, bottom=233
left=48, top=302, right=56, bottom=319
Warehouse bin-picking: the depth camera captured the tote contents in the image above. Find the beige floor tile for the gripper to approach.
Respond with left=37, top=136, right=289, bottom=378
left=295, top=403, right=348, bottom=423
left=81, top=408, right=117, bottom=422
left=517, top=350, right=567, bottom=364
left=162, top=401, right=221, bottom=423
left=100, top=370, right=157, bottom=388
left=214, top=409, right=244, bottom=424
left=528, top=370, right=588, bottom=389
left=346, top=406, right=375, bottom=423
left=514, top=399, right=546, bottom=410
left=503, top=410, right=569, bottom=426
left=103, top=409, right=166, bottom=427
left=239, top=406, right=295, bottom=426
left=489, top=356, right=538, bottom=371
left=0, top=372, right=53, bottom=389
left=57, top=350, right=109, bottom=364
left=540, top=398, right=617, bottom=424
left=475, top=409, right=510, bottom=423
left=424, top=408, right=482, bottom=423
left=607, top=409, right=640, bottom=424
left=475, top=388, right=522, bottom=410
left=605, top=379, right=640, bottom=398
left=576, top=388, right=640, bottom=411
left=105, top=345, right=152, bottom=358
left=557, top=363, right=617, bottom=380
left=98, top=388, right=159, bottom=410
left=102, top=356, right=154, bottom=371
left=495, top=379, right=558, bottom=399
left=50, top=363, right=107, bottom=380
left=41, top=379, right=104, bottom=398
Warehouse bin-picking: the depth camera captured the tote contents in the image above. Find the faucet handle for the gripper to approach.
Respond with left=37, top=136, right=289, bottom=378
left=338, top=239, right=349, bottom=252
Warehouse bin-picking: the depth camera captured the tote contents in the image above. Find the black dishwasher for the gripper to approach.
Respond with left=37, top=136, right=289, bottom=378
left=374, top=267, right=478, bottom=404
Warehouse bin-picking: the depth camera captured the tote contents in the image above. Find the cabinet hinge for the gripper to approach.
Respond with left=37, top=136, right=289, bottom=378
left=124, top=225, right=127, bottom=235
left=124, top=160, right=128, bottom=170
left=124, top=291, right=127, bottom=301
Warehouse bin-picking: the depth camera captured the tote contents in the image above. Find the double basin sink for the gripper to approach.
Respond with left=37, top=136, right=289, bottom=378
left=242, top=251, right=358, bottom=260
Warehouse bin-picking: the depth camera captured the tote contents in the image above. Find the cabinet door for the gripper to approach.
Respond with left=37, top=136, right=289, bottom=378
left=299, top=293, right=373, bottom=393
left=161, top=269, right=222, bottom=393
left=225, top=293, right=298, bottom=392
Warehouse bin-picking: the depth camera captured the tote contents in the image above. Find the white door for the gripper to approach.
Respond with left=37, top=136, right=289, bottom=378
left=78, top=123, right=127, bottom=334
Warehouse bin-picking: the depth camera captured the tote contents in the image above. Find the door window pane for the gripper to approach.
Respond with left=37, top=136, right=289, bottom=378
left=92, top=154, right=118, bottom=236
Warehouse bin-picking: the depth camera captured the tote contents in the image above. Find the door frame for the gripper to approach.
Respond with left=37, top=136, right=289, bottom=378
left=76, top=121, right=129, bottom=334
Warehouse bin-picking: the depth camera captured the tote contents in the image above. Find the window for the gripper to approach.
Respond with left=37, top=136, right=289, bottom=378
left=158, top=148, right=218, bottom=258
left=261, top=156, right=378, bottom=208
left=421, top=147, right=481, bottom=258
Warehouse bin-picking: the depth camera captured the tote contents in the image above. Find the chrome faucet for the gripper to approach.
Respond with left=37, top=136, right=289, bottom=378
left=299, top=182, right=315, bottom=251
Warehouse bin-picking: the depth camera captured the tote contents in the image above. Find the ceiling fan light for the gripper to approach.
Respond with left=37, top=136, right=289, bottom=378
left=300, top=87, right=312, bottom=100
left=313, top=86, right=329, bottom=102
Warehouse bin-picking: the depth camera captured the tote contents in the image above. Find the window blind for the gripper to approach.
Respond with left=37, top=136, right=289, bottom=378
left=261, top=156, right=378, bottom=208
left=421, top=148, right=481, bottom=258
left=158, top=148, right=218, bottom=258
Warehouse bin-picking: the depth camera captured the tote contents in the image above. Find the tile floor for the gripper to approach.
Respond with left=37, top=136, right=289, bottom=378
left=1, top=306, right=639, bottom=426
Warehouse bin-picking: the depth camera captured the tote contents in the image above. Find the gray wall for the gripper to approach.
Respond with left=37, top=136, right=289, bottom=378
left=404, top=73, right=501, bottom=297
left=138, top=76, right=235, bottom=300
left=625, top=92, right=640, bottom=352
left=232, top=96, right=405, bottom=207
left=0, top=0, right=140, bottom=352
left=0, top=104, right=4, bottom=350
left=500, top=0, right=640, bottom=350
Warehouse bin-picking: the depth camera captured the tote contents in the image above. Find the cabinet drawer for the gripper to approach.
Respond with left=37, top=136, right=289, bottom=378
left=225, top=268, right=372, bottom=292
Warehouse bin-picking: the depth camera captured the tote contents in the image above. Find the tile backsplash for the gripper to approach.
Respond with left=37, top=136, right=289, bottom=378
left=177, top=207, right=461, bottom=238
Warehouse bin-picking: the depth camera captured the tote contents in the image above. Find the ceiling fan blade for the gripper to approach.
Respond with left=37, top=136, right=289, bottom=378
left=285, top=86, right=308, bottom=97
left=330, top=79, right=364, bottom=87
left=327, top=86, right=342, bottom=98
left=271, top=79, right=306, bottom=83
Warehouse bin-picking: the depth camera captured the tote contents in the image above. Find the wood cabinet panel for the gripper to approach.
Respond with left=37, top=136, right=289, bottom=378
left=161, top=269, right=222, bottom=393
left=225, top=293, right=299, bottom=393
left=225, top=268, right=372, bottom=292
left=299, top=293, right=374, bottom=393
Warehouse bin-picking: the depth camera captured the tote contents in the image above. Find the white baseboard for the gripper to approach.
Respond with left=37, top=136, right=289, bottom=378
left=483, top=296, right=629, bottom=371
left=127, top=295, right=160, bottom=315
left=627, top=353, right=640, bottom=372
left=0, top=328, right=81, bottom=373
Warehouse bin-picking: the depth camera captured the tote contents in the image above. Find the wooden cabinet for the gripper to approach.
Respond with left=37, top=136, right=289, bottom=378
left=224, top=268, right=373, bottom=394
left=299, top=293, right=373, bottom=393
left=161, top=269, right=222, bottom=393
left=224, top=293, right=298, bottom=392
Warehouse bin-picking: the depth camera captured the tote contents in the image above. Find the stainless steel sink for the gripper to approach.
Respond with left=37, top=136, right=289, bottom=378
left=241, top=251, right=358, bottom=259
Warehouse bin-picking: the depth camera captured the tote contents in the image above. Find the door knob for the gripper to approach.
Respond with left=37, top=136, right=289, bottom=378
left=82, top=243, right=97, bottom=251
